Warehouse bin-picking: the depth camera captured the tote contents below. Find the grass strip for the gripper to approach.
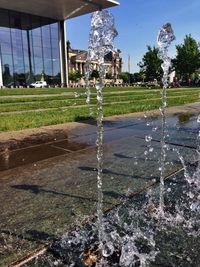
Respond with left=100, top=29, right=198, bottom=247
left=0, top=92, right=199, bottom=113
left=1, top=86, right=200, bottom=96
left=0, top=95, right=198, bottom=132
left=0, top=88, right=200, bottom=105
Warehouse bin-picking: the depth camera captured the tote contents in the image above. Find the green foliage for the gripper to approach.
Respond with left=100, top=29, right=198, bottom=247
left=91, top=70, right=99, bottom=78
left=118, top=72, right=130, bottom=83
left=132, top=71, right=146, bottom=82
left=172, top=34, right=200, bottom=79
left=68, top=72, right=76, bottom=81
left=69, top=71, right=82, bottom=81
left=138, top=46, right=163, bottom=81
left=106, top=72, right=112, bottom=79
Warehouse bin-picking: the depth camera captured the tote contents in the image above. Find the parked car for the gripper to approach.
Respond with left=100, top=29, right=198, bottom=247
left=30, top=81, right=47, bottom=88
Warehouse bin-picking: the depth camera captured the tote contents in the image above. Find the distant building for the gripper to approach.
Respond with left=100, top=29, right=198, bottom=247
left=67, top=41, right=122, bottom=84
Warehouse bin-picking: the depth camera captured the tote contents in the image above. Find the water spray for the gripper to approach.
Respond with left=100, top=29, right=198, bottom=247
left=157, top=23, right=175, bottom=217
left=86, top=9, right=118, bottom=262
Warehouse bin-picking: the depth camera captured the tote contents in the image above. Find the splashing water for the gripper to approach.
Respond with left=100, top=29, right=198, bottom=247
left=85, top=10, right=118, bottom=116
left=195, top=115, right=200, bottom=188
left=74, top=92, right=83, bottom=98
left=84, top=60, right=93, bottom=115
left=170, top=117, right=200, bottom=230
left=157, top=23, right=175, bottom=217
left=86, top=10, right=118, bottom=260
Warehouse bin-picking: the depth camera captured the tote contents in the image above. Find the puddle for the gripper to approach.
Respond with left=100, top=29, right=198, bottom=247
left=52, top=140, right=89, bottom=151
left=0, top=141, right=90, bottom=172
left=0, top=144, right=67, bottom=171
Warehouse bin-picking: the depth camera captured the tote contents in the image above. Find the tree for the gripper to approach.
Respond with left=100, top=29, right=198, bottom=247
left=91, top=70, right=99, bottom=79
left=68, top=72, right=76, bottom=81
left=172, top=34, right=200, bottom=80
left=106, top=72, right=112, bottom=79
left=118, top=72, right=129, bottom=83
left=138, top=46, right=162, bottom=81
left=132, top=71, right=146, bottom=83
left=69, top=71, right=82, bottom=81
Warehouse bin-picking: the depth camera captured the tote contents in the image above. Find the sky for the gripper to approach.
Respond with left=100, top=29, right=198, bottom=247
left=67, top=0, right=200, bottom=73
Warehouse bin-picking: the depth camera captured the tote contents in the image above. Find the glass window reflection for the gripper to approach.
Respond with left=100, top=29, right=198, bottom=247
left=0, top=8, right=61, bottom=86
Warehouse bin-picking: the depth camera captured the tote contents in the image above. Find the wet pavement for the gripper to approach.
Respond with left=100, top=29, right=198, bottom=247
left=30, top=163, right=200, bottom=267
left=0, top=103, right=199, bottom=266
left=0, top=141, right=90, bottom=172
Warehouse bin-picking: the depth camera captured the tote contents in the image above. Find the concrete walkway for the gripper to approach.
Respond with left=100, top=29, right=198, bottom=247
left=0, top=103, right=199, bottom=266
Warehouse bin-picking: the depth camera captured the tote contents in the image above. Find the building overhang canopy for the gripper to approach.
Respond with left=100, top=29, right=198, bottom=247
left=0, top=0, right=119, bottom=20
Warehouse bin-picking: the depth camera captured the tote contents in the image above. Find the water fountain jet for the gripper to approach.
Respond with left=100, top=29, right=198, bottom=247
left=157, top=22, right=175, bottom=217
left=85, top=9, right=118, bottom=264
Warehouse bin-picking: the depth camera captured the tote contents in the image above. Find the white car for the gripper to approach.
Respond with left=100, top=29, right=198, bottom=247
left=30, top=81, right=47, bottom=88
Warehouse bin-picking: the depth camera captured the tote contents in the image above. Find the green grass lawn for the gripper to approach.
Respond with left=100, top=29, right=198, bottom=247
left=0, top=86, right=141, bottom=96
left=0, top=87, right=199, bottom=132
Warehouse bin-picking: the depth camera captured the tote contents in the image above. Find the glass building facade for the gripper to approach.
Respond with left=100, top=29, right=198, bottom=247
left=0, top=8, right=61, bottom=87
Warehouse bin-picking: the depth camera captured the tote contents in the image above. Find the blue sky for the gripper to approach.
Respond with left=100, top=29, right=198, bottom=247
left=67, top=0, right=200, bottom=73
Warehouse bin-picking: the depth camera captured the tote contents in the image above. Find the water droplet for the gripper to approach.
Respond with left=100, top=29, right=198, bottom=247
left=163, top=144, right=168, bottom=149
left=152, top=127, right=158, bottom=132
left=96, top=84, right=104, bottom=91
left=158, top=23, right=175, bottom=50
left=74, top=92, right=81, bottom=98
left=149, top=147, right=154, bottom=153
left=175, top=214, right=184, bottom=223
left=97, top=95, right=103, bottom=102
left=188, top=192, right=194, bottom=199
left=145, top=135, right=152, bottom=142
left=102, top=241, right=114, bottom=257
left=190, top=202, right=198, bottom=211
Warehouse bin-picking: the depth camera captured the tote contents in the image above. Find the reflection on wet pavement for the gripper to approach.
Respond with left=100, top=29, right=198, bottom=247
left=0, top=112, right=198, bottom=172
left=0, top=141, right=90, bottom=171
